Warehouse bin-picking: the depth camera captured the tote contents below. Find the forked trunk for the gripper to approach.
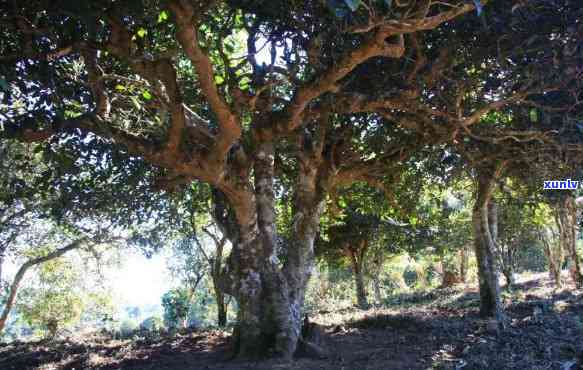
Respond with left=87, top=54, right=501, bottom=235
left=218, top=142, right=326, bottom=359
left=472, top=168, right=504, bottom=321
left=540, top=227, right=563, bottom=287
left=348, top=245, right=369, bottom=309
left=354, top=269, right=368, bottom=309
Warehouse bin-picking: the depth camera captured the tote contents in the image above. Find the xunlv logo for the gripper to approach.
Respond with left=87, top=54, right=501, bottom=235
left=543, top=179, right=579, bottom=190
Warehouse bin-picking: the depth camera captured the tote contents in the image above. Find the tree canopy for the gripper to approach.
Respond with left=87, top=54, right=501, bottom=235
left=1, top=0, right=583, bottom=360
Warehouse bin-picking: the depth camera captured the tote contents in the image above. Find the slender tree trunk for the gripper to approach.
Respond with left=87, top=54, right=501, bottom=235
left=501, top=264, right=516, bottom=289
left=354, top=266, right=368, bottom=309
left=490, top=203, right=515, bottom=290
left=211, top=259, right=228, bottom=327
left=488, top=201, right=498, bottom=243
left=472, top=167, right=504, bottom=321
left=207, top=235, right=228, bottom=327
left=499, top=244, right=516, bottom=289
left=459, top=247, right=469, bottom=283
left=372, top=276, right=382, bottom=305
left=0, top=238, right=85, bottom=334
left=215, top=284, right=227, bottom=327
left=557, top=195, right=583, bottom=287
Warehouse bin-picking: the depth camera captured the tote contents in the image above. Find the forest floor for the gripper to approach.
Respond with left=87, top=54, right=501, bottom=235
left=1, top=272, right=583, bottom=370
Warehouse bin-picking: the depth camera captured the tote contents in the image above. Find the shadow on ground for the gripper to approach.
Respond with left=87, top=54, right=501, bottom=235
left=1, top=273, right=582, bottom=369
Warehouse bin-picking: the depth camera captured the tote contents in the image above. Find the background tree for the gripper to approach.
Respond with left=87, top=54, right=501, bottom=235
left=168, top=184, right=231, bottom=327
left=494, top=182, right=540, bottom=288
left=0, top=134, right=176, bottom=335
left=320, top=208, right=383, bottom=309
left=551, top=193, right=583, bottom=287
left=414, top=181, right=473, bottom=287
left=534, top=203, right=564, bottom=287
left=161, top=288, right=191, bottom=330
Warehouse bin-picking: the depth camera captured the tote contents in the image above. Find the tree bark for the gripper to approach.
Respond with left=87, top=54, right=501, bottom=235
left=540, top=227, right=563, bottom=287
left=212, top=240, right=228, bottom=327
left=440, top=253, right=461, bottom=288
left=556, top=195, right=583, bottom=287
left=0, top=238, right=86, bottom=334
left=499, top=243, right=517, bottom=290
left=472, top=167, right=504, bottom=321
left=202, top=230, right=229, bottom=327
left=372, top=276, right=382, bottom=305
left=218, top=142, right=326, bottom=359
left=348, top=241, right=369, bottom=309
left=501, top=263, right=516, bottom=289
left=459, top=247, right=469, bottom=283
left=215, top=287, right=227, bottom=327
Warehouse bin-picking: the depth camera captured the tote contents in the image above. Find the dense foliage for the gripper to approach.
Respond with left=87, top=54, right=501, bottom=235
left=0, top=0, right=582, bottom=363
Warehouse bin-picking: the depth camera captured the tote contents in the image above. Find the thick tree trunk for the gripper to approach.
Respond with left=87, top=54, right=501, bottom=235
left=557, top=195, right=583, bottom=287
left=459, top=247, right=469, bottom=283
left=218, top=142, right=326, bottom=359
left=488, top=201, right=498, bottom=243
left=540, top=227, right=563, bottom=287
left=348, top=245, right=369, bottom=309
left=472, top=168, right=504, bottom=321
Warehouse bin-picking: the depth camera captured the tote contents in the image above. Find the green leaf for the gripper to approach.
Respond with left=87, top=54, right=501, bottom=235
left=136, top=28, right=147, bottom=38
left=344, top=0, right=361, bottom=11
left=214, top=75, right=225, bottom=85
left=529, top=109, right=538, bottom=123
left=115, top=84, right=126, bottom=92
left=142, top=90, right=152, bottom=100
left=157, top=10, right=169, bottom=23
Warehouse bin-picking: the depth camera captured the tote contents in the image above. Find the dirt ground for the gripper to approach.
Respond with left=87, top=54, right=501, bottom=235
left=1, top=272, right=582, bottom=370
